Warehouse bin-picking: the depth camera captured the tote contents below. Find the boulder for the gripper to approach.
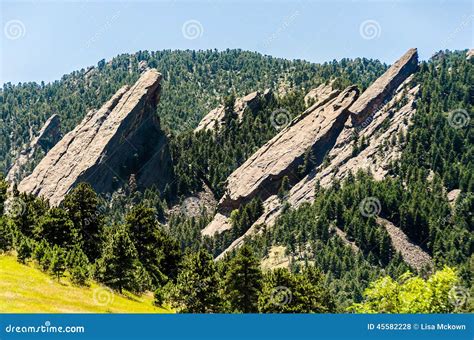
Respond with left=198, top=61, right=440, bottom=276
left=18, top=69, right=172, bottom=205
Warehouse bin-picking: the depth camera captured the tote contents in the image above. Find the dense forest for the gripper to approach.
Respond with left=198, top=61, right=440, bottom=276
left=0, top=49, right=472, bottom=313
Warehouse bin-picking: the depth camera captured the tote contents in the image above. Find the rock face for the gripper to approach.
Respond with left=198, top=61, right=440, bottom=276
left=350, top=48, right=418, bottom=125
left=194, top=90, right=271, bottom=132
left=6, top=114, right=61, bottom=184
left=202, top=86, right=358, bottom=236
left=207, top=49, right=421, bottom=258
left=219, top=86, right=358, bottom=211
left=467, top=49, right=474, bottom=60
left=18, top=69, right=172, bottom=205
left=304, top=81, right=334, bottom=106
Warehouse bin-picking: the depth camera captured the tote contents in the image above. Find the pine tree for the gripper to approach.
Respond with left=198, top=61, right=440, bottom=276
left=96, top=226, right=149, bottom=293
left=168, top=249, right=222, bottom=313
left=224, top=245, right=263, bottom=313
left=35, top=207, right=76, bottom=248
left=62, top=183, right=104, bottom=261
left=49, top=246, right=66, bottom=281
left=17, top=239, right=32, bottom=264
left=125, top=204, right=181, bottom=286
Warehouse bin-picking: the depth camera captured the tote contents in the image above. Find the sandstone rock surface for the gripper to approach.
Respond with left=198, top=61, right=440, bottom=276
left=304, top=81, right=334, bottom=106
left=219, top=86, right=358, bottom=211
left=6, top=114, right=61, bottom=184
left=18, top=69, right=172, bottom=205
left=350, top=48, right=418, bottom=125
left=210, top=49, right=421, bottom=259
left=194, top=90, right=271, bottom=132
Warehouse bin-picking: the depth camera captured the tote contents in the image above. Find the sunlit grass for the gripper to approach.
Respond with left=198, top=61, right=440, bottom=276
left=0, top=255, right=173, bottom=313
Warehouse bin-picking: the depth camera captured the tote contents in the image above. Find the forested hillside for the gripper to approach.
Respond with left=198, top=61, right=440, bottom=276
left=0, top=49, right=386, bottom=173
left=0, top=49, right=472, bottom=314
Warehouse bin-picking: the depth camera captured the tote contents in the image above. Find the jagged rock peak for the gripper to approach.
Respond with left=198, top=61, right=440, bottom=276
left=18, top=69, right=173, bottom=205
left=6, top=114, right=61, bottom=184
left=194, top=89, right=272, bottom=132
left=350, top=48, right=418, bottom=125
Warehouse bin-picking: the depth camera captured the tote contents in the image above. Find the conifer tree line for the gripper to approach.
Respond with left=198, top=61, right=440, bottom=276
left=0, top=50, right=471, bottom=313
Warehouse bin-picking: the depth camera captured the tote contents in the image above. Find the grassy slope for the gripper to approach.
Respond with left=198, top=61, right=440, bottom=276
left=0, top=255, right=172, bottom=313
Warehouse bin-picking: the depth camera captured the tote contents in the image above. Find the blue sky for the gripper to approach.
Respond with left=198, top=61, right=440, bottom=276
left=1, top=0, right=473, bottom=84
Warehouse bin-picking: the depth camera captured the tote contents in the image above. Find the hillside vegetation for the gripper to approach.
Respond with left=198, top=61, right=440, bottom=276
left=0, top=255, right=170, bottom=313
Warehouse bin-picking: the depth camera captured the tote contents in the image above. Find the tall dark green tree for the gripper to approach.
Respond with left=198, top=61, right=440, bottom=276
left=63, top=183, right=104, bottom=261
left=168, top=249, right=221, bottom=313
left=125, top=204, right=181, bottom=286
left=35, top=207, right=76, bottom=248
left=223, top=245, right=263, bottom=313
left=96, top=226, right=150, bottom=293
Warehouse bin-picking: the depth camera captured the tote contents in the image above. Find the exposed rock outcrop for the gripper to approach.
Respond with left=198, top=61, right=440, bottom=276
left=218, top=87, right=357, bottom=211
left=6, top=114, right=61, bottom=184
left=194, top=90, right=272, bottom=132
left=18, top=69, right=173, bottom=205
left=202, top=86, right=357, bottom=236
left=209, top=49, right=421, bottom=259
left=467, top=49, right=474, bottom=60
left=304, top=81, right=334, bottom=106
left=350, top=48, right=418, bottom=125
left=377, top=217, right=432, bottom=271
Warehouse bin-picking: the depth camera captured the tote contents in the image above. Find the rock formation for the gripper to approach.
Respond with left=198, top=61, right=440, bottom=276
left=219, top=86, right=358, bottom=210
left=377, top=217, right=432, bottom=271
left=18, top=69, right=173, bottom=205
left=194, top=90, right=272, bottom=132
left=350, top=48, right=418, bottom=125
left=6, top=114, right=61, bottom=184
left=202, top=86, right=358, bottom=235
left=304, top=81, right=334, bottom=106
left=205, top=49, right=421, bottom=259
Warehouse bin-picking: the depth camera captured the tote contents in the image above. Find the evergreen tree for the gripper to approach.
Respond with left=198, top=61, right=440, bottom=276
left=35, top=207, right=76, bottom=248
left=224, top=245, right=263, bottom=313
left=49, top=246, right=66, bottom=281
left=96, top=226, right=150, bottom=293
left=168, top=249, right=222, bottom=313
left=125, top=204, right=181, bottom=286
left=17, top=239, right=32, bottom=264
left=63, top=183, right=104, bottom=261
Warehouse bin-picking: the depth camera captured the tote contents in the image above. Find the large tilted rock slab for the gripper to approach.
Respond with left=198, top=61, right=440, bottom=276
left=194, top=89, right=271, bottom=132
left=18, top=69, right=172, bottom=205
left=6, top=114, right=61, bottom=184
left=202, top=87, right=358, bottom=236
left=350, top=48, right=418, bottom=125
left=214, top=49, right=420, bottom=258
left=219, top=86, right=358, bottom=211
